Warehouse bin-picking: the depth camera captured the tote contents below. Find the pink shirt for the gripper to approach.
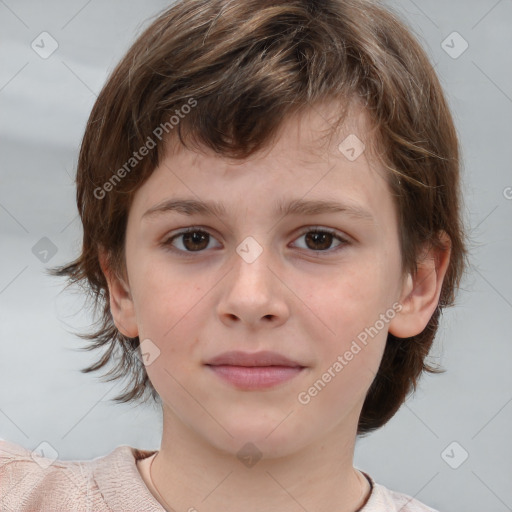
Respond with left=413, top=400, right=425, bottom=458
left=1, top=439, right=439, bottom=511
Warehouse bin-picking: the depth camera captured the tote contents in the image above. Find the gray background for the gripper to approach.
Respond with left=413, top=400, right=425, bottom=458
left=1, top=1, right=511, bottom=510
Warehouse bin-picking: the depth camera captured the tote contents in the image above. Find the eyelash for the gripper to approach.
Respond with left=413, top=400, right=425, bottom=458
left=161, top=226, right=350, bottom=257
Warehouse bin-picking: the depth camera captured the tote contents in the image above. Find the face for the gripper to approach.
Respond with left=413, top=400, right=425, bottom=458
left=108, top=102, right=418, bottom=458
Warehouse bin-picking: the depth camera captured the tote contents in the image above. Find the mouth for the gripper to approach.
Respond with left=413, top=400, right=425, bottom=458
left=204, top=351, right=306, bottom=390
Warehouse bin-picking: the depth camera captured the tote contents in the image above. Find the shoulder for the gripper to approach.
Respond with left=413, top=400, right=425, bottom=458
left=0, top=438, right=103, bottom=511
left=361, top=471, right=440, bottom=512
left=0, top=438, right=161, bottom=512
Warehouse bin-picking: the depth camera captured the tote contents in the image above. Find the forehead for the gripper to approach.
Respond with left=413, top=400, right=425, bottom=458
left=129, top=99, right=390, bottom=221
left=165, top=97, right=380, bottom=170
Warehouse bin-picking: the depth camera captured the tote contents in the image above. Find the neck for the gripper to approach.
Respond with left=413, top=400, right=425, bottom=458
left=146, top=404, right=371, bottom=512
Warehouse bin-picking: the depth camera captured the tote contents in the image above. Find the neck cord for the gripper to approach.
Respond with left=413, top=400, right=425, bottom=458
left=148, top=452, right=372, bottom=512
left=149, top=453, right=174, bottom=512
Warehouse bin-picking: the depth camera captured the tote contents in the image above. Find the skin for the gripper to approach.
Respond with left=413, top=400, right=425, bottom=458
left=100, top=100, right=450, bottom=512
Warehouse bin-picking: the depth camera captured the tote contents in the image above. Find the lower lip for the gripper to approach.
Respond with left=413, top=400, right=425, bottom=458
left=206, top=365, right=304, bottom=390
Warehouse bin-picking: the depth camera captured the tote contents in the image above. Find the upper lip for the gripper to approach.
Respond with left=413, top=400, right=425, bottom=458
left=205, top=351, right=305, bottom=367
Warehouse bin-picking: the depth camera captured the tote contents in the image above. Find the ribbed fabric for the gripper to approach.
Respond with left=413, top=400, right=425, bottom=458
left=0, top=439, right=439, bottom=511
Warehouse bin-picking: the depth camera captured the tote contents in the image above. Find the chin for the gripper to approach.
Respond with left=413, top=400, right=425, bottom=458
left=198, top=419, right=311, bottom=462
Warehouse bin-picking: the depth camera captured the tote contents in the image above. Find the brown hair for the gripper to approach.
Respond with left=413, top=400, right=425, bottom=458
left=49, top=0, right=467, bottom=435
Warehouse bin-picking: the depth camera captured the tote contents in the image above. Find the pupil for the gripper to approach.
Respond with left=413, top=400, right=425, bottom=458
left=183, top=232, right=208, bottom=251
left=306, top=232, right=331, bottom=250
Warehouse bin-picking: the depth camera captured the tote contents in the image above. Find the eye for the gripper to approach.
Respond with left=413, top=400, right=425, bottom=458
left=162, top=226, right=349, bottom=256
left=292, top=227, right=349, bottom=253
left=163, top=228, right=221, bottom=254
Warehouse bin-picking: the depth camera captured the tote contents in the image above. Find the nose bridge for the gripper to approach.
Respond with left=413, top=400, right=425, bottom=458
left=218, top=234, right=288, bottom=325
left=231, top=235, right=274, bottom=298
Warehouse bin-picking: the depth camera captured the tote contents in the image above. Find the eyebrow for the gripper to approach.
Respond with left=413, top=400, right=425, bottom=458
left=142, top=198, right=374, bottom=222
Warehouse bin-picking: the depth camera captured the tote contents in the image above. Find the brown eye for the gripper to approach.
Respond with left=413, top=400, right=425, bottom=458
left=304, top=231, right=334, bottom=251
left=182, top=231, right=209, bottom=251
left=293, top=228, right=348, bottom=253
left=164, top=229, right=220, bottom=253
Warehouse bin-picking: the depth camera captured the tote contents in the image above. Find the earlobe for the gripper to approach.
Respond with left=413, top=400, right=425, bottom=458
left=389, top=233, right=451, bottom=338
left=98, top=247, right=139, bottom=338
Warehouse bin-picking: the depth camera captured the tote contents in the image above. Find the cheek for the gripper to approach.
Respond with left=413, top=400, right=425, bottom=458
left=300, top=262, right=396, bottom=340
left=292, top=256, right=398, bottom=402
left=128, top=255, right=209, bottom=367
left=131, top=265, right=207, bottom=401
left=130, top=248, right=197, bottom=320
left=297, top=276, right=390, bottom=415
left=295, top=330, right=387, bottom=433
left=136, top=287, right=203, bottom=346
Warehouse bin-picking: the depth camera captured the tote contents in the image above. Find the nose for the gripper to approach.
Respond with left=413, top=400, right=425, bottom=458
left=216, top=244, right=290, bottom=329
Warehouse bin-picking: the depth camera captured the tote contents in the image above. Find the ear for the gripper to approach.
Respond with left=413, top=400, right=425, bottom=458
left=98, top=247, right=139, bottom=338
left=389, top=232, right=451, bottom=338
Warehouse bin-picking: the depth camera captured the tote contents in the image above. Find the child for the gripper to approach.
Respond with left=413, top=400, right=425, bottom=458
left=0, top=0, right=466, bottom=510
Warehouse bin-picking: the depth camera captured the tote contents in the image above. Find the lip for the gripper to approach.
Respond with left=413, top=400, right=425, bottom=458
left=205, top=351, right=306, bottom=390
left=205, top=350, right=304, bottom=368
left=207, top=365, right=305, bottom=390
